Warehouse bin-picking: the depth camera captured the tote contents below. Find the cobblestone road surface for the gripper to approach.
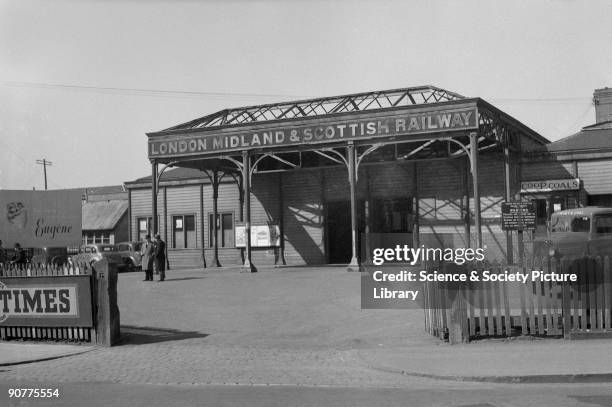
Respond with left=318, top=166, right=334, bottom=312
left=0, top=267, right=442, bottom=387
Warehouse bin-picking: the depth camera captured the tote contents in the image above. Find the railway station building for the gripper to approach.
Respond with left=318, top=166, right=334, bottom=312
left=124, top=85, right=560, bottom=270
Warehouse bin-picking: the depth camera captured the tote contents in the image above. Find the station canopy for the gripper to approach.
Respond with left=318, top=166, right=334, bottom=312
left=146, top=85, right=548, bottom=174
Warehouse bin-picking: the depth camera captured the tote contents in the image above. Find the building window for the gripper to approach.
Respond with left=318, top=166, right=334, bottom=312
left=137, top=217, right=153, bottom=242
left=82, top=232, right=113, bottom=245
left=209, top=213, right=234, bottom=248
left=173, top=215, right=196, bottom=249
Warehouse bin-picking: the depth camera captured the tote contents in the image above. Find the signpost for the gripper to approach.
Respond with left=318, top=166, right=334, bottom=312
left=502, top=201, right=536, bottom=266
left=501, top=202, right=536, bottom=231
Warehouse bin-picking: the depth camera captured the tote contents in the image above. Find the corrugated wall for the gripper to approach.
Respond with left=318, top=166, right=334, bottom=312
left=578, top=159, right=612, bottom=195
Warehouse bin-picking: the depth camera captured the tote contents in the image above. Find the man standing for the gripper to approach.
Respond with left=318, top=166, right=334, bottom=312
left=141, top=235, right=155, bottom=281
left=11, top=243, right=27, bottom=265
left=154, top=234, right=166, bottom=282
left=0, top=240, right=5, bottom=265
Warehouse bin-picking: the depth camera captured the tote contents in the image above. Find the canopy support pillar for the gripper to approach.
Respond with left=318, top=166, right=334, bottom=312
left=242, top=151, right=257, bottom=272
left=347, top=143, right=360, bottom=272
left=470, top=132, right=482, bottom=249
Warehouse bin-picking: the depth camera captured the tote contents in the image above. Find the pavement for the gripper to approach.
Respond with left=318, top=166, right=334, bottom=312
left=0, top=343, right=93, bottom=366
left=1, top=266, right=612, bottom=385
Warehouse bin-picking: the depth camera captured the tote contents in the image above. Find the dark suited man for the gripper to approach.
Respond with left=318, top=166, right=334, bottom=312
left=154, top=234, right=166, bottom=282
left=141, top=235, right=155, bottom=281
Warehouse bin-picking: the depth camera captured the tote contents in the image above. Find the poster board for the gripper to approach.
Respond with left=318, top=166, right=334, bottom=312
left=235, top=223, right=281, bottom=248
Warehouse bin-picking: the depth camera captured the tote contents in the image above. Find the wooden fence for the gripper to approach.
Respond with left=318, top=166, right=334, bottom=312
left=0, top=261, right=94, bottom=342
left=423, top=256, right=612, bottom=343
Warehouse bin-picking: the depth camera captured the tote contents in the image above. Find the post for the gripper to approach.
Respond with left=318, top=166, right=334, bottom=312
left=347, top=143, right=359, bottom=271
left=504, top=137, right=514, bottom=264
left=151, top=161, right=158, bottom=236
left=43, top=161, right=48, bottom=190
left=464, top=157, right=471, bottom=247
left=470, top=132, right=482, bottom=249
left=199, top=184, right=207, bottom=268
left=163, top=186, right=170, bottom=270
left=277, top=173, right=287, bottom=265
left=237, top=175, right=245, bottom=264
left=412, top=162, right=420, bottom=248
left=93, top=259, right=120, bottom=346
left=364, top=167, right=372, bottom=264
left=211, top=170, right=222, bottom=267
left=127, top=189, right=132, bottom=241
left=242, top=151, right=256, bottom=272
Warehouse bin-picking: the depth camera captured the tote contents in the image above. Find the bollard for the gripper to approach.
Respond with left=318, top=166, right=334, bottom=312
left=445, top=262, right=469, bottom=344
left=92, top=259, right=121, bottom=346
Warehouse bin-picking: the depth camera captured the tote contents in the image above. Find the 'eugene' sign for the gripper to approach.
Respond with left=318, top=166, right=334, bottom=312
left=0, top=190, right=82, bottom=248
left=0, top=276, right=92, bottom=327
left=149, top=105, right=479, bottom=158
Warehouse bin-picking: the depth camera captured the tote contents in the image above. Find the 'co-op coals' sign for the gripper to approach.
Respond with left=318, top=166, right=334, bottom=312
left=0, top=276, right=92, bottom=327
left=520, top=179, right=580, bottom=193
left=148, top=106, right=478, bottom=158
left=0, top=190, right=82, bottom=248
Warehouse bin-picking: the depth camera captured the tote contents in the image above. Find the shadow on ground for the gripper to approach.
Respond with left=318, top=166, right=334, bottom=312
left=159, top=276, right=207, bottom=282
left=118, top=325, right=209, bottom=345
left=569, top=396, right=612, bottom=407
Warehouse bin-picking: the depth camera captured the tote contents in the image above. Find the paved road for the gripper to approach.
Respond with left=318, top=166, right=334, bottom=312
left=2, top=267, right=431, bottom=387
left=2, top=381, right=612, bottom=407
left=1, top=267, right=611, bottom=405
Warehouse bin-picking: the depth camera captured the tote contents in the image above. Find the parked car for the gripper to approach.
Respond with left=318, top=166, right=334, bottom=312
left=71, top=244, right=126, bottom=271
left=30, top=247, right=69, bottom=266
left=534, top=207, right=612, bottom=258
left=115, top=241, right=142, bottom=272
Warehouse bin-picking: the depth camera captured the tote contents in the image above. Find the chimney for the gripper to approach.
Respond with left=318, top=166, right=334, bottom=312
left=593, top=87, right=612, bottom=123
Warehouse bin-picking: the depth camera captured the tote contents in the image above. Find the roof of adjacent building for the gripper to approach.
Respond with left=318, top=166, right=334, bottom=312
left=82, top=199, right=128, bottom=230
left=547, top=121, right=612, bottom=153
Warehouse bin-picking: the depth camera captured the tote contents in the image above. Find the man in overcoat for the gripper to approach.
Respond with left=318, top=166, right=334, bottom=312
left=154, top=234, right=166, bottom=282
left=141, top=235, right=155, bottom=281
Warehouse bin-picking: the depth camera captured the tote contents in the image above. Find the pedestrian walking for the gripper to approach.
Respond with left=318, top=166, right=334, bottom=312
left=154, top=234, right=166, bottom=282
left=140, top=235, right=155, bottom=281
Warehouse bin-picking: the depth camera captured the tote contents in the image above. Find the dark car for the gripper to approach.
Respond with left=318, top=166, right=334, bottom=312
left=30, top=247, right=69, bottom=266
left=534, top=207, right=612, bottom=258
left=115, top=241, right=142, bottom=272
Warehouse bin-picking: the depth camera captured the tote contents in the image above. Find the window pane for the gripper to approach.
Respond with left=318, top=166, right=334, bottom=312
left=595, top=215, right=612, bottom=234
left=185, top=215, right=195, bottom=231
left=208, top=213, right=214, bottom=248
left=185, top=215, right=196, bottom=248
left=173, top=216, right=184, bottom=249
left=222, top=213, right=234, bottom=247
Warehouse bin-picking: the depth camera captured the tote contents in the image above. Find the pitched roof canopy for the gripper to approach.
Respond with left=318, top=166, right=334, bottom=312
left=163, top=85, right=466, bottom=131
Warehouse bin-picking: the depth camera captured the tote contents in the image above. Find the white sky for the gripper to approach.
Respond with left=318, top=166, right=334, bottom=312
left=1, top=0, right=611, bottom=190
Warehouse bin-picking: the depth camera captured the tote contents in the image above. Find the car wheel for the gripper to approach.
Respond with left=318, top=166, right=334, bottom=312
left=124, top=259, right=135, bottom=273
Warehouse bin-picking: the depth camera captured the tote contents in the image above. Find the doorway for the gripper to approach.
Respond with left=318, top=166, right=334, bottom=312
left=326, top=200, right=364, bottom=264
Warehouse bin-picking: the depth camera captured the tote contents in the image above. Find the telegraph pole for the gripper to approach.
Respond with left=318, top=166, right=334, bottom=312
left=35, top=158, right=53, bottom=190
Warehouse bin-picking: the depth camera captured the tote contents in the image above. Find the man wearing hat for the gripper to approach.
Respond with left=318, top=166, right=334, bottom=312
left=141, top=235, right=155, bottom=281
left=154, top=234, right=166, bottom=282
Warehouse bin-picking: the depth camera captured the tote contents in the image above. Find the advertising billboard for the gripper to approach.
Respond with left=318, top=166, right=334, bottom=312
left=0, top=275, right=92, bottom=327
left=0, top=190, right=82, bottom=248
